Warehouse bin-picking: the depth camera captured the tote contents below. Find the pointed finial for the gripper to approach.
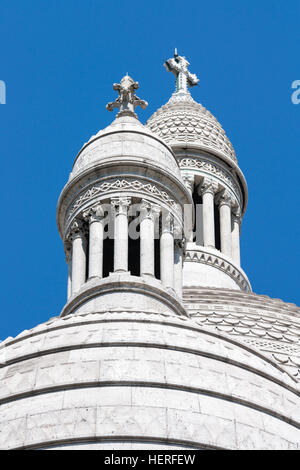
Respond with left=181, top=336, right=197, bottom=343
left=164, top=51, right=199, bottom=94
left=106, top=75, right=148, bottom=118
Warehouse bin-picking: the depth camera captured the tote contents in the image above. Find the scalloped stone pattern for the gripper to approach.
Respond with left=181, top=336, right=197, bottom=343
left=146, top=100, right=237, bottom=163
left=0, top=310, right=300, bottom=449
left=184, top=287, right=300, bottom=381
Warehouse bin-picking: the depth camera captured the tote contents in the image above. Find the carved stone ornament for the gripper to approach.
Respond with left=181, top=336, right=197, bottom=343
left=232, top=208, right=242, bottom=226
left=146, top=107, right=237, bottom=163
left=64, top=241, right=72, bottom=263
left=139, top=199, right=161, bottom=221
left=179, top=158, right=240, bottom=200
left=67, top=219, right=86, bottom=241
left=217, top=190, right=234, bottom=208
left=164, top=49, right=199, bottom=94
left=182, top=174, right=194, bottom=193
left=83, top=204, right=105, bottom=224
left=199, top=178, right=218, bottom=196
left=161, top=211, right=174, bottom=234
left=106, top=75, right=148, bottom=118
left=111, top=197, right=131, bottom=216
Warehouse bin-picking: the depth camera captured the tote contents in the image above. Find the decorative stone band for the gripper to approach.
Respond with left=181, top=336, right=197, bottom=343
left=179, top=157, right=242, bottom=207
left=184, top=249, right=251, bottom=292
left=66, top=178, right=181, bottom=225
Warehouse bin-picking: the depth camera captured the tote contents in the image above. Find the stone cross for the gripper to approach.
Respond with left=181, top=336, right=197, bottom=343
left=106, top=75, right=148, bottom=118
left=164, top=49, right=199, bottom=93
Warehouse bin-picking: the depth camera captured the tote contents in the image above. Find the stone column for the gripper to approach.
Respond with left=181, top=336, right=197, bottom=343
left=70, top=219, right=87, bottom=295
left=111, top=197, right=131, bottom=273
left=140, top=200, right=160, bottom=277
left=232, top=209, right=241, bottom=266
left=218, top=191, right=233, bottom=257
left=174, top=239, right=184, bottom=299
left=183, top=174, right=194, bottom=243
left=83, top=204, right=105, bottom=279
left=65, top=242, right=72, bottom=300
left=200, top=178, right=218, bottom=248
left=160, top=212, right=174, bottom=289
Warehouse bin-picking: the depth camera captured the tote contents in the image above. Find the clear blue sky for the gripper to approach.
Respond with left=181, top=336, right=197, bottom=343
left=1, top=0, right=299, bottom=340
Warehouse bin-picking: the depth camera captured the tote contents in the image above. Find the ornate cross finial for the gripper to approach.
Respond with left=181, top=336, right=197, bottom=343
left=164, top=49, right=199, bottom=95
left=106, top=75, right=148, bottom=118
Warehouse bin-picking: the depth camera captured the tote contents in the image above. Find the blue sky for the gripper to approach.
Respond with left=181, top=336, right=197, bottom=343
left=0, top=0, right=299, bottom=340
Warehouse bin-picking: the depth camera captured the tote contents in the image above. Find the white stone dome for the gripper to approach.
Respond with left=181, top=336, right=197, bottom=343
left=146, top=93, right=237, bottom=164
left=70, top=114, right=181, bottom=180
left=1, top=308, right=299, bottom=449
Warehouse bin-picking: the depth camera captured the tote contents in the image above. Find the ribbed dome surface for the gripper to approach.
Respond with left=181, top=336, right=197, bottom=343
left=146, top=93, right=237, bottom=163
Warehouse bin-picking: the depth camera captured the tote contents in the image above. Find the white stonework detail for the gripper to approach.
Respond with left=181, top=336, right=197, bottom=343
left=178, top=157, right=242, bottom=205
left=0, top=310, right=300, bottom=449
left=1, top=63, right=299, bottom=451
left=184, top=249, right=251, bottom=291
left=106, top=75, right=148, bottom=118
left=146, top=102, right=237, bottom=163
left=67, top=179, right=180, bottom=222
left=184, top=287, right=300, bottom=380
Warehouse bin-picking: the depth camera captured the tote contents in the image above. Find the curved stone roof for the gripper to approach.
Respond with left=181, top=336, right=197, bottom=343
left=70, top=114, right=181, bottom=180
left=146, top=92, right=237, bottom=164
left=183, top=287, right=300, bottom=380
left=0, top=308, right=299, bottom=449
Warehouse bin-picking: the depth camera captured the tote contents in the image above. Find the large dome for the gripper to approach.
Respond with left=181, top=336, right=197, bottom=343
left=146, top=92, right=237, bottom=164
left=1, top=307, right=299, bottom=449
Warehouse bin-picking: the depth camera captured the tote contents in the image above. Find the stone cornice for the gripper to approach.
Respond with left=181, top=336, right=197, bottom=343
left=60, top=274, right=188, bottom=318
left=57, top=163, right=193, bottom=239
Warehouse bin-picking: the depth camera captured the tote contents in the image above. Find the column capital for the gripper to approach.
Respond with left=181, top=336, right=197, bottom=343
left=175, top=238, right=185, bottom=250
left=64, top=241, right=72, bottom=263
left=68, top=219, right=86, bottom=241
left=199, top=178, right=218, bottom=196
left=182, top=174, right=194, bottom=193
left=161, top=212, right=174, bottom=234
left=139, top=199, right=161, bottom=221
left=217, top=190, right=234, bottom=208
left=111, top=197, right=131, bottom=216
left=83, top=204, right=105, bottom=224
left=232, top=208, right=242, bottom=226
